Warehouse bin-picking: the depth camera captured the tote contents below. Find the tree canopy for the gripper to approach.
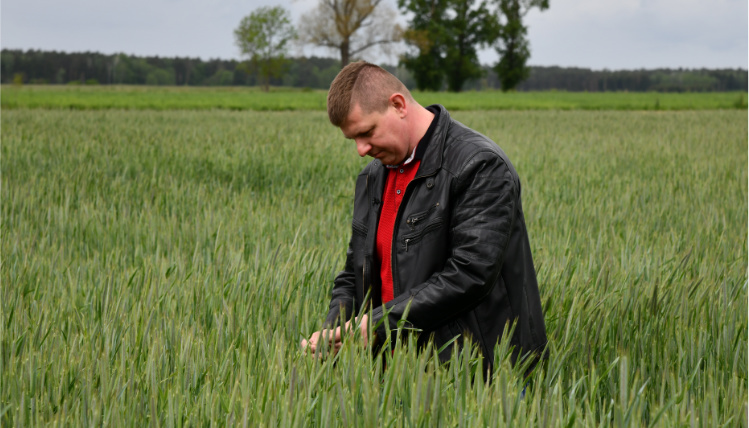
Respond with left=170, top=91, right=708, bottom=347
left=399, top=0, right=548, bottom=91
left=234, top=6, right=296, bottom=92
left=398, top=0, right=450, bottom=91
left=442, top=0, right=501, bottom=92
left=298, top=0, right=402, bottom=67
left=494, top=0, right=548, bottom=91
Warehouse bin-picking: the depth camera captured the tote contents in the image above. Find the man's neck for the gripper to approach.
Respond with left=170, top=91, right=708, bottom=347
left=407, top=104, right=436, bottom=156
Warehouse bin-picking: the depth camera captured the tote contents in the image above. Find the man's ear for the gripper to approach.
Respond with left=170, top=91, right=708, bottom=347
left=389, top=93, right=408, bottom=118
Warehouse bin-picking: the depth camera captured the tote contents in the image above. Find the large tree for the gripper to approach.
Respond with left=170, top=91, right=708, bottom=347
left=234, top=6, right=296, bottom=92
left=399, top=0, right=449, bottom=91
left=298, top=0, right=402, bottom=67
left=400, top=0, right=500, bottom=92
left=443, top=0, right=501, bottom=91
left=494, top=0, right=549, bottom=91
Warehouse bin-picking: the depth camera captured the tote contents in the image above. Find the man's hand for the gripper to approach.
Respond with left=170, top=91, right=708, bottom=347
left=300, top=328, right=342, bottom=358
left=300, top=314, right=370, bottom=357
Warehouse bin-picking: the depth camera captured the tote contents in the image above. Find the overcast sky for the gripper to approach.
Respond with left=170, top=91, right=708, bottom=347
left=2, top=0, right=747, bottom=70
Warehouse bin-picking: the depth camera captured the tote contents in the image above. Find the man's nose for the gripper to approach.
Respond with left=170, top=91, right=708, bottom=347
left=355, top=139, right=370, bottom=157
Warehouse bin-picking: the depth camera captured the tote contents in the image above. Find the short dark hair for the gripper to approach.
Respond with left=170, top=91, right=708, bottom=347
left=327, top=61, right=413, bottom=127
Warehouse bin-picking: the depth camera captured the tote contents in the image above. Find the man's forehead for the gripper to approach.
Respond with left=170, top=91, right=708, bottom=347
left=341, top=104, right=376, bottom=137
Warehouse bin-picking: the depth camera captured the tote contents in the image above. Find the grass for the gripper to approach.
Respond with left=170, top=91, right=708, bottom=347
left=1, top=84, right=747, bottom=110
left=1, top=108, right=747, bottom=426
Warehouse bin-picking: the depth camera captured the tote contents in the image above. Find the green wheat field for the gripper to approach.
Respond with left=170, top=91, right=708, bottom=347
left=2, top=85, right=747, bottom=111
left=2, top=89, right=747, bottom=426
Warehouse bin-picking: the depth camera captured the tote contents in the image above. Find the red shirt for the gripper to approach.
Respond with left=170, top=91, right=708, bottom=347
left=376, top=160, right=421, bottom=303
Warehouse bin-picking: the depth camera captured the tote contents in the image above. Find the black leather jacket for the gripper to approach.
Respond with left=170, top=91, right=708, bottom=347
left=325, top=105, right=547, bottom=370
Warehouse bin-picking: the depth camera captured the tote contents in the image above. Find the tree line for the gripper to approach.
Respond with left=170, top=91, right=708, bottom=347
left=236, top=1, right=548, bottom=92
left=512, top=66, right=747, bottom=92
left=1, top=49, right=343, bottom=89
left=229, top=2, right=745, bottom=92
left=2, top=49, right=746, bottom=92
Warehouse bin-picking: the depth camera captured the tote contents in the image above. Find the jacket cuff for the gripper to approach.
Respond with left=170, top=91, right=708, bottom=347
left=370, top=306, right=387, bottom=344
left=369, top=305, right=415, bottom=348
left=324, top=300, right=353, bottom=328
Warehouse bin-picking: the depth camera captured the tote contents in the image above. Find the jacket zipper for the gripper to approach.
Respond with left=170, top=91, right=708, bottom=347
left=390, top=175, right=434, bottom=297
left=406, top=202, right=440, bottom=229
left=402, top=218, right=443, bottom=252
left=384, top=160, right=438, bottom=298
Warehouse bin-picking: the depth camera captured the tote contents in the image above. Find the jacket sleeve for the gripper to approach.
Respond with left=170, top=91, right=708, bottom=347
left=323, top=169, right=372, bottom=328
left=369, top=149, right=517, bottom=343
left=324, top=234, right=357, bottom=328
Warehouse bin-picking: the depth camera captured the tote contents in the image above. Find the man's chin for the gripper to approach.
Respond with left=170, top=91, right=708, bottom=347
left=373, top=155, right=396, bottom=166
left=370, top=153, right=402, bottom=166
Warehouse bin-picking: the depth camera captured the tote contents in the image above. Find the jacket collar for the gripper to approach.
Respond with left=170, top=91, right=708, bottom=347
left=415, top=104, right=448, bottom=178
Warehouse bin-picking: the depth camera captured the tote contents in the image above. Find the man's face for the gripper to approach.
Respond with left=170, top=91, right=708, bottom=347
left=340, top=102, right=410, bottom=166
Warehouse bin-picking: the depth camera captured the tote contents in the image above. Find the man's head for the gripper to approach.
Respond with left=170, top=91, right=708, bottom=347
left=327, top=61, right=414, bottom=127
left=328, top=61, right=431, bottom=166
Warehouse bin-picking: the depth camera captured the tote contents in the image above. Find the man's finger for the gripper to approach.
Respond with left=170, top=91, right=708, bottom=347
left=301, top=326, right=349, bottom=358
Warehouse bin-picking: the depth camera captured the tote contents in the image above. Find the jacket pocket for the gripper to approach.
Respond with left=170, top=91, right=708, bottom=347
left=406, top=202, right=440, bottom=230
left=401, top=218, right=443, bottom=252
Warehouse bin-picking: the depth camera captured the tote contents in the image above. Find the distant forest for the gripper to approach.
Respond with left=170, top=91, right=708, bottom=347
left=2, top=49, right=747, bottom=92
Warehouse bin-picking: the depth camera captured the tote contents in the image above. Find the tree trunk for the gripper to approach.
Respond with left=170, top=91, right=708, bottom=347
left=340, top=38, right=350, bottom=67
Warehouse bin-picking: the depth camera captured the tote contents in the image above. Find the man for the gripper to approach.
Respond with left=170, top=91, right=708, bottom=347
left=301, top=61, right=547, bottom=373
